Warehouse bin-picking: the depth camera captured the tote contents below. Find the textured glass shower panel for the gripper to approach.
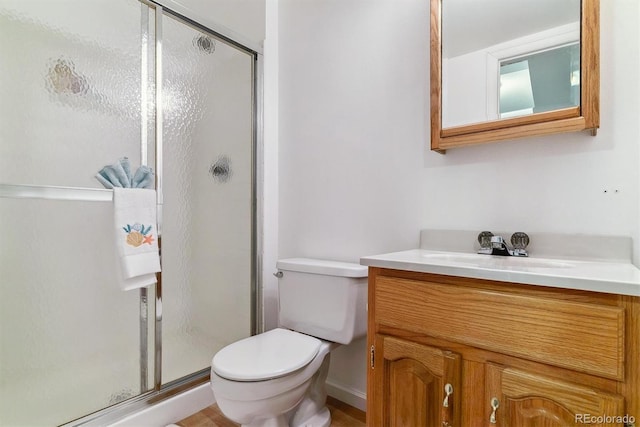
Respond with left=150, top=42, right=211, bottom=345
left=0, top=0, right=150, bottom=188
left=0, top=199, right=153, bottom=426
left=161, top=13, right=254, bottom=384
left=0, top=0, right=156, bottom=425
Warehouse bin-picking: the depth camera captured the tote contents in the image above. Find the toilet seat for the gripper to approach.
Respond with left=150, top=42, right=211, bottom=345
left=212, top=328, right=321, bottom=381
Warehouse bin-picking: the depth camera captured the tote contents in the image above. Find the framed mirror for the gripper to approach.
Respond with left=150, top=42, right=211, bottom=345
left=430, top=0, right=599, bottom=152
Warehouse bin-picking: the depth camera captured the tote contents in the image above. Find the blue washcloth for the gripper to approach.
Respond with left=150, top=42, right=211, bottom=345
left=132, top=165, right=154, bottom=189
left=96, top=158, right=131, bottom=188
left=95, top=171, right=115, bottom=189
left=119, top=157, right=133, bottom=184
left=96, top=158, right=153, bottom=189
left=97, top=165, right=123, bottom=188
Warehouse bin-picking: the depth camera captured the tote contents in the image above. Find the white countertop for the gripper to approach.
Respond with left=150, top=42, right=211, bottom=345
left=360, top=249, right=640, bottom=297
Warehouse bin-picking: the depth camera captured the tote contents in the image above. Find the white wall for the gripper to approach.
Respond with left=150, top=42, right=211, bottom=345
left=275, top=0, right=640, bottom=406
left=262, top=0, right=279, bottom=331
left=277, top=0, right=431, bottom=405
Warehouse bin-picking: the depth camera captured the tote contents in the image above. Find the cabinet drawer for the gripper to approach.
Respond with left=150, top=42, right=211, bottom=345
left=374, top=276, right=625, bottom=380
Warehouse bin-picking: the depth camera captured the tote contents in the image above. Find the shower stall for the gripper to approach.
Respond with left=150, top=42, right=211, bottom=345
left=0, top=0, right=261, bottom=425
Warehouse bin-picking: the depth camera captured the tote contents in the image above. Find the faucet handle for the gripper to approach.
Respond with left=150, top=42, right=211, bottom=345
left=510, top=232, right=529, bottom=256
left=478, top=231, right=494, bottom=247
left=477, top=231, right=494, bottom=254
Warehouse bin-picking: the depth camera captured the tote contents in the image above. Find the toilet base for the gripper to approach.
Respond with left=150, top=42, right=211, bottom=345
left=290, top=353, right=332, bottom=427
left=291, top=407, right=330, bottom=427
left=238, top=354, right=333, bottom=427
left=239, top=406, right=330, bottom=427
left=241, top=414, right=288, bottom=427
left=241, top=407, right=331, bottom=427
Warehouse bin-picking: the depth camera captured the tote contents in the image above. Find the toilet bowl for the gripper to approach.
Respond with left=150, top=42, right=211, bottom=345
left=210, top=258, right=368, bottom=427
left=211, top=329, right=338, bottom=427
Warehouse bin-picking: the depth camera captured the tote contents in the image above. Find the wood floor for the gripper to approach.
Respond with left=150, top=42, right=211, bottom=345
left=176, top=396, right=366, bottom=427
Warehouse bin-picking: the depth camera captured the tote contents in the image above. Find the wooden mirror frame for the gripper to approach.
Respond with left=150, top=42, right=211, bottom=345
left=430, top=0, right=600, bottom=153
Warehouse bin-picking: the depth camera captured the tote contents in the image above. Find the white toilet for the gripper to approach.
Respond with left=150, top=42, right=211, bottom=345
left=210, top=258, right=368, bottom=427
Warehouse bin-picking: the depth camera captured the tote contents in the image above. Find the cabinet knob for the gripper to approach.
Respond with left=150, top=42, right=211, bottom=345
left=441, top=383, right=454, bottom=426
left=442, top=383, right=453, bottom=408
left=489, top=397, right=500, bottom=424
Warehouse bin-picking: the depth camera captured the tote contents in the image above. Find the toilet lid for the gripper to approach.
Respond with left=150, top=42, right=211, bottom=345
left=212, top=328, right=322, bottom=381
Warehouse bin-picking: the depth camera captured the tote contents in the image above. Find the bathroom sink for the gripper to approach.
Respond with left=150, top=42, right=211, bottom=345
left=493, top=257, right=574, bottom=269
left=419, top=252, right=574, bottom=269
left=419, top=252, right=484, bottom=267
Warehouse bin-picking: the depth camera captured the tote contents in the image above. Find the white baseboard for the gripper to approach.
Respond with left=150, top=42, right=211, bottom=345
left=109, top=383, right=215, bottom=427
left=326, top=380, right=367, bottom=412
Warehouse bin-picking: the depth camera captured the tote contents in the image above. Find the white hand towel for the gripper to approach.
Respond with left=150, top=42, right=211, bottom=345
left=113, top=188, right=161, bottom=291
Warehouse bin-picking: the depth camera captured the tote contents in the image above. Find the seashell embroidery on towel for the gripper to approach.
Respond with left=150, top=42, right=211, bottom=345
left=123, top=223, right=155, bottom=247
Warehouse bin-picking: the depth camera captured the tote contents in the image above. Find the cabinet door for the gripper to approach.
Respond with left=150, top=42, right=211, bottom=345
left=371, top=335, right=461, bottom=427
left=485, top=364, right=625, bottom=427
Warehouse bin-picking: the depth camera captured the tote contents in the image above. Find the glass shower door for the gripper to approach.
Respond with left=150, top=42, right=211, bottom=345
left=0, top=0, right=155, bottom=424
left=0, top=0, right=258, bottom=424
left=160, top=11, right=254, bottom=384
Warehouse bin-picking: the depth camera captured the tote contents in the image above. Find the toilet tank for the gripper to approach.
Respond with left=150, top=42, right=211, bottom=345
left=276, top=258, right=368, bottom=345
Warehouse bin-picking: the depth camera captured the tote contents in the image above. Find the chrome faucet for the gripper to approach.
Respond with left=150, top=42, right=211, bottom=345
left=490, top=235, right=511, bottom=256
left=477, top=231, right=529, bottom=257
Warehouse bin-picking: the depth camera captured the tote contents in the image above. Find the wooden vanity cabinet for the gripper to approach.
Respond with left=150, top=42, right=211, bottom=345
left=366, top=267, right=640, bottom=427
left=372, top=335, right=462, bottom=426
left=485, top=364, right=624, bottom=426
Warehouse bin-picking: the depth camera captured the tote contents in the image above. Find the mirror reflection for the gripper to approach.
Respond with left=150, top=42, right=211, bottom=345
left=442, top=0, right=581, bottom=129
left=499, top=43, right=580, bottom=119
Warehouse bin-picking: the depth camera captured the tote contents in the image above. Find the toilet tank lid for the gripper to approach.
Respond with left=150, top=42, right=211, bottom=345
left=276, top=258, right=368, bottom=278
